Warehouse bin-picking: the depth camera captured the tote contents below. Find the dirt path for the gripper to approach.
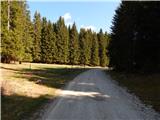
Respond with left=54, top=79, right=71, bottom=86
left=42, top=69, right=159, bottom=120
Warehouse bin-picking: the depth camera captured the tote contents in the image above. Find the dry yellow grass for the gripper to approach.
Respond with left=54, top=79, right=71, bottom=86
left=1, top=63, right=58, bottom=98
left=1, top=62, right=87, bottom=120
left=1, top=62, right=101, bottom=98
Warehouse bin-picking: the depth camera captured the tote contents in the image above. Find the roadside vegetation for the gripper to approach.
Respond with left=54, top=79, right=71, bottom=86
left=1, top=63, right=88, bottom=120
left=1, top=1, right=160, bottom=119
left=109, top=71, right=160, bottom=113
left=107, top=1, right=160, bottom=114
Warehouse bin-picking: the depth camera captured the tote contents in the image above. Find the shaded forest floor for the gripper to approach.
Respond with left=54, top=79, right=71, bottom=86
left=1, top=63, right=89, bottom=120
left=108, top=71, right=160, bottom=113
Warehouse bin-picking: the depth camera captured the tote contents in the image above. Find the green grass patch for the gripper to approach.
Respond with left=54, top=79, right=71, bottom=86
left=1, top=95, right=49, bottom=120
left=2, top=63, right=88, bottom=120
left=108, top=71, right=160, bottom=113
left=17, top=67, right=87, bottom=88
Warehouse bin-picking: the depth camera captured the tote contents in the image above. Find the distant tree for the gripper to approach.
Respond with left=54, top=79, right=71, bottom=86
left=55, top=17, right=69, bottom=64
left=98, top=29, right=107, bottom=67
left=81, top=29, right=92, bottom=65
left=23, top=9, right=34, bottom=62
left=32, top=11, right=42, bottom=62
left=79, top=28, right=86, bottom=65
left=86, top=29, right=92, bottom=65
left=48, top=21, right=57, bottom=63
left=41, top=17, right=48, bottom=63
left=104, top=32, right=110, bottom=66
left=41, top=19, right=56, bottom=63
left=69, top=23, right=79, bottom=65
left=91, top=32, right=99, bottom=66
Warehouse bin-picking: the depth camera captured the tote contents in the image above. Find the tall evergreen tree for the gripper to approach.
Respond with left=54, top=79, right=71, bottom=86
left=48, top=21, right=57, bottom=63
left=23, top=8, right=33, bottom=62
left=91, top=32, right=99, bottom=66
left=104, top=32, right=110, bottom=66
left=69, top=22, right=79, bottom=65
left=86, top=29, right=92, bottom=65
left=98, top=29, right=107, bottom=67
left=41, top=18, right=56, bottom=63
left=79, top=28, right=86, bottom=65
left=1, top=1, right=12, bottom=63
left=32, top=11, right=42, bottom=62
left=41, top=17, right=48, bottom=63
left=55, top=17, right=69, bottom=64
left=109, top=1, right=160, bottom=72
left=1, top=1, right=31, bottom=63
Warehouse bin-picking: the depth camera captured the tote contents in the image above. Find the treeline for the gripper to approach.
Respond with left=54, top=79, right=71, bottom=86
left=1, top=1, right=110, bottom=67
left=108, top=1, right=160, bottom=72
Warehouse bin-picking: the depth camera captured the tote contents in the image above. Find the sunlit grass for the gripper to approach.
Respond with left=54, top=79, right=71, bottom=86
left=1, top=62, right=88, bottom=120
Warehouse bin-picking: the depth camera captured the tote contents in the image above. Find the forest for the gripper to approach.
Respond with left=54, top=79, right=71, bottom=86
left=1, top=1, right=160, bottom=120
left=1, top=1, right=160, bottom=72
left=1, top=1, right=109, bottom=67
left=109, top=1, right=160, bottom=72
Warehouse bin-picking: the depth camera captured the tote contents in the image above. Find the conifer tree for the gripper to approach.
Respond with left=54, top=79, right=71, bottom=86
left=98, top=29, right=107, bottom=67
left=55, top=17, right=69, bottom=64
left=91, top=32, right=99, bottom=66
left=48, top=21, right=57, bottom=63
left=79, top=28, right=86, bottom=65
left=69, top=23, right=79, bottom=65
left=1, top=1, right=32, bottom=63
left=23, top=9, right=34, bottom=62
left=109, top=1, right=160, bottom=71
left=41, top=19, right=56, bottom=63
left=86, top=29, right=92, bottom=65
left=41, top=17, right=48, bottom=63
left=33, top=11, right=42, bottom=62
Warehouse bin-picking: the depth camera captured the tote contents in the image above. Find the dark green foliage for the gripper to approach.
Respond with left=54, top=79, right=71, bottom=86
left=54, top=17, right=69, bottom=64
left=41, top=18, right=56, bottom=63
left=69, top=23, right=79, bottom=65
left=23, top=10, right=34, bottom=62
left=91, top=32, right=99, bottom=66
left=98, top=29, right=107, bottom=67
left=32, top=11, right=42, bottom=62
left=79, top=28, right=86, bottom=65
left=108, top=1, right=160, bottom=72
left=85, top=30, right=92, bottom=65
left=1, top=1, right=33, bottom=63
left=41, top=17, right=48, bottom=63
left=104, top=32, right=110, bottom=66
left=2, top=1, right=110, bottom=67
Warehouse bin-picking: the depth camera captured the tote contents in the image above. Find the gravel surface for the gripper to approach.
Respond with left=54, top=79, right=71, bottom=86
left=42, top=69, right=160, bottom=120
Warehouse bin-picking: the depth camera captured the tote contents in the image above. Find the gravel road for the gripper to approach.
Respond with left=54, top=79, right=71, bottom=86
left=42, top=69, right=160, bottom=120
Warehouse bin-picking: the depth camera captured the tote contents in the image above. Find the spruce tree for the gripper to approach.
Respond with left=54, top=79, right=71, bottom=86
left=41, top=19, right=56, bottom=63
left=86, top=29, right=92, bottom=65
left=98, top=29, right=107, bottom=67
left=109, top=1, right=160, bottom=72
left=48, top=21, right=57, bottom=63
left=41, top=17, right=48, bottom=63
left=79, top=28, right=86, bottom=65
left=91, top=32, right=99, bottom=66
left=1, top=1, right=31, bottom=63
left=1, top=1, right=12, bottom=63
left=55, top=17, right=69, bottom=64
left=33, top=11, right=42, bottom=62
left=104, top=32, right=110, bottom=66
left=69, top=22, right=79, bottom=65
left=23, top=8, right=33, bottom=62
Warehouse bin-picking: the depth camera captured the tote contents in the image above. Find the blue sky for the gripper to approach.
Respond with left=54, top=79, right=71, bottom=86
left=27, top=1, right=120, bottom=33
